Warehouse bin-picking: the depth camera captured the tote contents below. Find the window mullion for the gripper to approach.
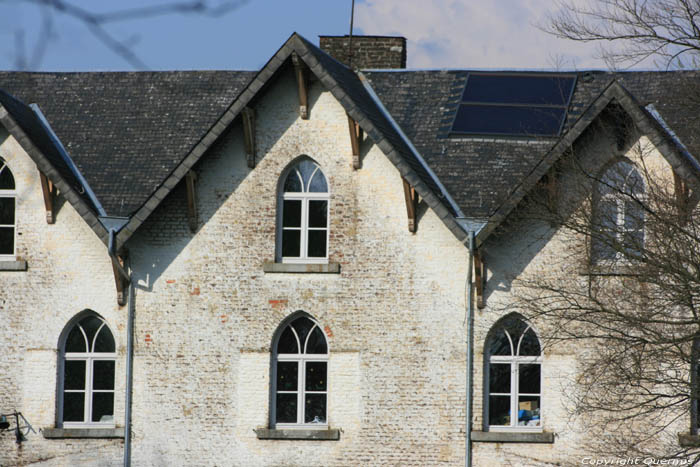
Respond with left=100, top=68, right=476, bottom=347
left=298, top=359, right=305, bottom=425
left=511, top=361, right=517, bottom=428
left=85, top=357, right=93, bottom=423
left=301, top=197, right=308, bottom=260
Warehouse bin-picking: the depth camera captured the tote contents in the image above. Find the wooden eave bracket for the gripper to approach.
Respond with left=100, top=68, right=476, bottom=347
left=291, top=52, right=309, bottom=119
left=111, top=253, right=129, bottom=307
left=185, top=170, right=198, bottom=232
left=39, top=171, right=55, bottom=224
left=402, top=177, right=418, bottom=233
left=474, top=249, right=486, bottom=309
left=347, top=114, right=363, bottom=169
left=242, top=106, right=256, bottom=168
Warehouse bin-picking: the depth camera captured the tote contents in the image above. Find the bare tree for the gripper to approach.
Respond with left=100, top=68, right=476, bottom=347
left=1, top=0, right=250, bottom=70
left=546, top=0, right=700, bottom=69
left=505, top=105, right=700, bottom=462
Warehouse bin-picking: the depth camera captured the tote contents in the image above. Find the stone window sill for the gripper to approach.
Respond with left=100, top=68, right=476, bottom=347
left=0, top=260, right=27, bottom=271
left=254, top=428, right=340, bottom=440
left=263, top=262, right=340, bottom=274
left=42, top=427, right=124, bottom=439
left=471, top=431, right=555, bottom=443
left=678, top=433, right=700, bottom=447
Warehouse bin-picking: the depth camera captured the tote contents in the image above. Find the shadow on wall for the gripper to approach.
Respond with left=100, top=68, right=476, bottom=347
left=126, top=65, right=322, bottom=291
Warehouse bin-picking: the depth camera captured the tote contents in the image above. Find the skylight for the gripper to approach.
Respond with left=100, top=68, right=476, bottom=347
left=451, top=73, right=577, bottom=137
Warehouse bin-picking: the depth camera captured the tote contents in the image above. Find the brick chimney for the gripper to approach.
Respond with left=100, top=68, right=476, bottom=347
left=319, top=35, right=407, bottom=69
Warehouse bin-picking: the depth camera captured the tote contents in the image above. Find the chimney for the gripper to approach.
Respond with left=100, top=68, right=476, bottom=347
left=319, top=35, right=407, bottom=69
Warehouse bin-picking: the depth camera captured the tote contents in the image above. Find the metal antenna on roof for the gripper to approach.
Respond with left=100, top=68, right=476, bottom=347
left=348, top=0, right=355, bottom=68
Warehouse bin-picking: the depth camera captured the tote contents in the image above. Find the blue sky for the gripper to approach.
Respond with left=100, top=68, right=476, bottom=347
left=0, top=0, right=611, bottom=71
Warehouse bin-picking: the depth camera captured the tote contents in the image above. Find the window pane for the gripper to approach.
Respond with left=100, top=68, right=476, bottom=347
left=91, top=392, right=114, bottom=423
left=93, top=360, right=115, bottom=390
left=94, top=326, right=115, bottom=353
left=305, top=326, right=327, bottom=354
left=518, top=364, right=541, bottom=394
left=276, top=362, right=298, bottom=391
left=307, top=230, right=327, bottom=258
left=308, top=170, right=328, bottom=193
left=518, top=396, right=540, bottom=426
left=297, top=160, right=317, bottom=189
left=0, top=197, right=14, bottom=224
left=65, top=325, right=87, bottom=352
left=305, top=362, right=327, bottom=391
left=276, top=393, right=297, bottom=423
left=489, top=363, right=510, bottom=393
left=0, top=165, right=15, bottom=189
left=80, top=316, right=103, bottom=352
left=308, top=201, right=327, bottom=228
left=488, top=331, right=512, bottom=356
left=284, top=171, right=302, bottom=192
left=63, top=392, right=85, bottom=422
left=277, top=326, right=298, bottom=354
left=282, top=230, right=300, bottom=257
left=304, top=394, right=326, bottom=424
left=283, top=200, right=301, bottom=227
left=488, top=395, right=511, bottom=426
left=64, top=360, right=86, bottom=390
left=0, top=227, right=13, bottom=255
left=518, top=329, right=540, bottom=356
left=292, top=317, right=314, bottom=350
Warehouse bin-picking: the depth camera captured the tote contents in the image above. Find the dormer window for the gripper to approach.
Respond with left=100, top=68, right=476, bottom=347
left=278, top=158, right=329, bottom=263
left=0, top=159, right=16, bottom=259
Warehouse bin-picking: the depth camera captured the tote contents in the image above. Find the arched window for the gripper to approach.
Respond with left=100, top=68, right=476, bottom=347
left=0, top=159, right=16, bottom=258
left=592, top=159, right=645, bottom=262
left=485, top=315, right=542, bottom=430
left=278, top=159, right=329, bottom=263
left=271, top=314, right=328, bottom=427
left=58, top=313, right=116, bottom=427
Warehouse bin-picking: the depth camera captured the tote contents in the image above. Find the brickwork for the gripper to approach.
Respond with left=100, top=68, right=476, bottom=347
left=319, top=35, right=407, bottom=69
left=0, top=127, right=125, bottom=465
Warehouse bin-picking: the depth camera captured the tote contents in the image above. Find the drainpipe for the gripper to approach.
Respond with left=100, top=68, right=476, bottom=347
left=107, top=229, right=133, bottom=467
left=465, top=230, right=475, bottom=467
left=123, top=279, right=134, bottom=467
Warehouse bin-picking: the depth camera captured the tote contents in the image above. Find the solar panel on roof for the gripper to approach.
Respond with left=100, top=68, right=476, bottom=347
left=451, top=73, right=576, bottom=137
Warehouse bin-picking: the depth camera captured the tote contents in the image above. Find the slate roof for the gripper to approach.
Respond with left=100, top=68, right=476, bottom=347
left=0, top=34, right=699, bottom=246
left=0, top=70, right=255, bottom=217
left=364, top=69, right=700, bottom=220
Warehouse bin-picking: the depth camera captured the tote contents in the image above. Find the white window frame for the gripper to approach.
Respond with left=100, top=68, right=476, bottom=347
left=593, top=160, right=645, bottom=264
left=0, top=160, right=16, bottom=260
left=58, top=317, right=116, bottom=428
left=271, top=316, right=329, bottom=429
left=486, top=321, right=543, bottom=432
left=277, top=160, right=330, bottom=264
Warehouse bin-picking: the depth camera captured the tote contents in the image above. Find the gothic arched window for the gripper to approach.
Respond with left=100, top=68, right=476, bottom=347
left=271, top=314, right=328, bottom=427
left=58, top=313, right=116, bottom=427
left=485, top=315, right=542, bottom=430
left=0, top=159, right=16, bottom=258
left=278, top=159, right=329, bottom=263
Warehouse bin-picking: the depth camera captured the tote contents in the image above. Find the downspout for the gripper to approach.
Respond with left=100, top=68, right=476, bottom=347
left=107, top=229, right=133, bottom=467
left=123, top=277, right=134, bottom=467
left=465, top=231, right=475, bottom=467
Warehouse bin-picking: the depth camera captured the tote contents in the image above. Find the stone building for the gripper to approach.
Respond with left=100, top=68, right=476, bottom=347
left=0, top=33, right=698, bottom=466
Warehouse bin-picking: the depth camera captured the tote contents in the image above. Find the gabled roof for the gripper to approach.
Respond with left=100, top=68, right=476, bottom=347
left=0, top=70, right=256, bottom=218
left=365, top=69, right=700, bottom=244
left=111, top=33, right=466, bottom=248
left=1, top=34, right=699, bottom=251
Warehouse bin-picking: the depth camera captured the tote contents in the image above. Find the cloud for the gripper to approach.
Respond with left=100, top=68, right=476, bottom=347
left=355, top=0, right=608, bottom=70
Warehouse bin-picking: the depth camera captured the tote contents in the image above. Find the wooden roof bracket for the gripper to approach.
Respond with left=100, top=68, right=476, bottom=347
left=39, top=171, right=55, bottom=224
left=291, top=52, right=309, bottom=119
left=474, top=249, right=485, bottom=309
left=111, top=253, right=128, bottom=307
left=242, top=106, right=256, bottom=168
left=185, top=170, right=198, bottom=232
left=347, top=114, right=362, bottom=169
left=402, top=176, right=418, bottom=233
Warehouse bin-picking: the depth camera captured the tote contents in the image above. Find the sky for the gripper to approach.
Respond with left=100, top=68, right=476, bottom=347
left=0, top=0, right=612, bottom=72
